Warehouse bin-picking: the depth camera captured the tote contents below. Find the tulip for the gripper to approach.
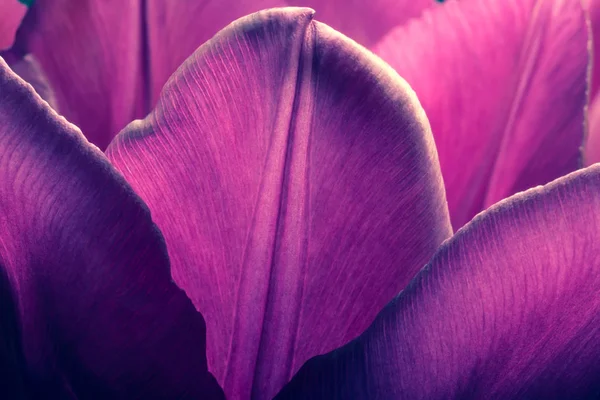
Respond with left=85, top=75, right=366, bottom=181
left=0, top=2, right=596, bottom=400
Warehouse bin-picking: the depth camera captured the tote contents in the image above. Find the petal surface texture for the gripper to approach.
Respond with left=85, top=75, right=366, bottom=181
left=276, top=164, right=600, bottom=400
left=106, top=8, right=452, bottom=400
left=12, top=0, right=147, bottom=150
left=0, top=59, right=224, bottom=398
left=0, top=0, right=26, bottom=50
left=374, top=0, right=589, bottom=229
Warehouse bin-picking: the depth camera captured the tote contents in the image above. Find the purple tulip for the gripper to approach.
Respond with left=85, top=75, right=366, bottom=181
left=0, top=0, right=597, bottom=399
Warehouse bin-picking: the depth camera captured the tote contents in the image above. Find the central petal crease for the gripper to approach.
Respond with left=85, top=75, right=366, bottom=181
left=222, top=15, right=316, bottom=397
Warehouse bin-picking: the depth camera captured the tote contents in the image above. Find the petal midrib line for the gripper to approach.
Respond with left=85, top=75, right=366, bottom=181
left=221, top=12, right=316, bottom=399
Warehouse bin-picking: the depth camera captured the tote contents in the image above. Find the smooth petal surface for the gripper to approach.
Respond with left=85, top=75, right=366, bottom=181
left=374, top=0, right=589, bottom=229
left=107, top=8, right=452, bottom=400
left=0, top=0, right=26, bottom=50
left=12, top=0, right=146, bottom=150
left=0, top=59, right=224, bottom=398
left=146, top=0, right=437, bottom=105
left=277, top=164, right=600, bottom=400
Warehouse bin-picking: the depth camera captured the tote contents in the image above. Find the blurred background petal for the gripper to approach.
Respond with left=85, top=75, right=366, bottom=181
left=0, top=59, right=224, bottom=399
left=374, top=0, right=589, bottom=229
left=0, top=0, right=26, bottom=50
left=9, top=0, right=147, bottom=150
left=7, top=0, right=438, bottom=148
left=107, top=8, right=452, bottom=400
left=277, top=164, right=600, bottom=399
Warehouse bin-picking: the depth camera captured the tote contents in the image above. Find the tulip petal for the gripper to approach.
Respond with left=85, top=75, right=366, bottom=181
left=145, top=0, right=436, bottom=105
left=277, top=164, right=600, bottom=399
left=12, top=0, right=146, bottom=150
left=0, top=59, right=224, bottom=398
left=107, top=8, right=452, bottom=400
left=0, top=0, right=26, bottom=50
left=374, top=0, right=589, bottom=229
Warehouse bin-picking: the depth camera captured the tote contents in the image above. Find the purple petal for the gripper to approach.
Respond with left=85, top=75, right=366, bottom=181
left=277, top=164, right=600, bottom=399
left=146, top=0, right=436, bottom=106
left=106, top=8, right=452, bottom=399
left=0, top=0, right=26, bottom=50
left=12, top=0, right=146, bottom=150
left=374, top=0, right=589, bottom=230
left=0, top=59, right=224, bottom=398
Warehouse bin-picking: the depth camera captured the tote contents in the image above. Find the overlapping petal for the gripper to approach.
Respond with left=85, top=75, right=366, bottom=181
left=106, top=8, right=452, bottom=399
left=0, top=0, right=27, bottom=50
left=11, top=0, right=147, bottom=150
left=0, top=59, right=224, bottom=398
left=276, top=164, right=600, bottom=399
left=374, top=0, right=589, bottom=229
left=10, top=0, right=437, bottom=147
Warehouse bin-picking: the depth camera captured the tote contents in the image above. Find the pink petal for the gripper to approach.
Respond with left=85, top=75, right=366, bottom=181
left=107, top=8, right=452, bottom=399
left=0, top=0, right=26, bottom=50
left=374, top=0, right=589, bottom=229
left=0, top=58, right=224, bottom=398
left=277, top=164, right=600, bottom=399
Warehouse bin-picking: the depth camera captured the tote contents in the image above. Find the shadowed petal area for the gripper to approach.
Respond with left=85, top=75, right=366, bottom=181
left=0, top=0, right=27, bottom=50
left=146, top=0, right=437, bottom=105
left=1, top=52, right=58, bottom=110
left=0, top=59, right=224, bottom=398
left=107, top=8, right=452, bottom=400
left=12, top=0, right=146, bottom=150
left=374, top=0, right=589, bottom=229
left=277, top=164, right=600, bottom=400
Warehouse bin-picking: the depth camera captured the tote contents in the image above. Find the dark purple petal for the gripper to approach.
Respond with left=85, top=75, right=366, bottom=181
left=106, top=8, right=452, bottom=399
left=277, top=164, right=600, bottom=399
left=0, top=58, right=224, bottom=398
left=0, top=0, right=26, bottom=50
left=374, top=0, right=589, bottom=229
left=12, top=0, right=146, bottom=150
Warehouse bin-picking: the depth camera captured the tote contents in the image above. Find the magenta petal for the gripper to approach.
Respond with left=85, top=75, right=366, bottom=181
left=584, top=0, right=600, bottom=99
left=0, top=0, right=26, bottom=50
left=374, top=0, right=589, bottom=229
left=12, top=0, right=146, bottom=150
left=0, top=59, right=224, bottom=398
left=277, top=165, right=600, bottom=399
left=107, top=8, right=452, bottom=399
